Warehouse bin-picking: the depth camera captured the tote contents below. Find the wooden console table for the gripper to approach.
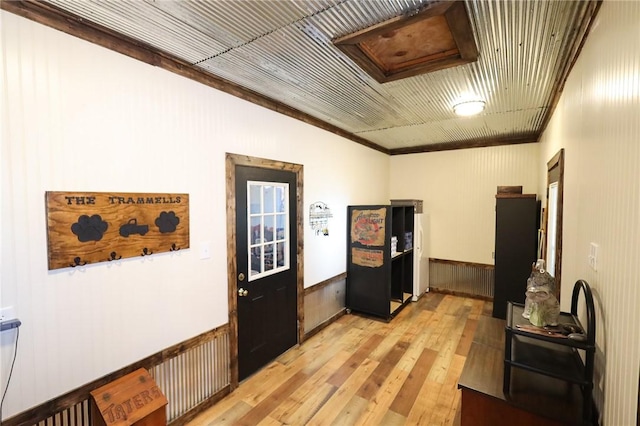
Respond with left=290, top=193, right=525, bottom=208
left=458, top=315, right=586, bottom=426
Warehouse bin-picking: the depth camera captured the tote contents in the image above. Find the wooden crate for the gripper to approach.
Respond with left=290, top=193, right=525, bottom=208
left=90, top=368, right=168, bottom=426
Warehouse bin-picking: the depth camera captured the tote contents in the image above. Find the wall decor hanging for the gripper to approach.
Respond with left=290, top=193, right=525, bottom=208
left=309, top=201, right=333, bottom=236
left=45, top=191, right=189, bottom=270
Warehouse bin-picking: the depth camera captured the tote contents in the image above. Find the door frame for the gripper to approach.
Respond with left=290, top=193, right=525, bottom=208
left=544, top=148, right=564, bottom=301
left=225, top=153, right=304, bottom=389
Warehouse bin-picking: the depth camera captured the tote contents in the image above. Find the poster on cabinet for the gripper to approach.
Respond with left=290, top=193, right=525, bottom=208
left=350, top=207, right=386, bottom=246
left=351, top=247, right=384, bottom=268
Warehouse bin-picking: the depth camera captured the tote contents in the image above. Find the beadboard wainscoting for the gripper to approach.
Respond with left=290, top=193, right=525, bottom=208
left=2, top=326, right=231, bottom=426
left=304, top=273, right=347, bottom=340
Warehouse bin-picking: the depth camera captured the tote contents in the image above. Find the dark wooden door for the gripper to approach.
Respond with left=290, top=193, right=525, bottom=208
left=236, top=166, right=297, bottom=380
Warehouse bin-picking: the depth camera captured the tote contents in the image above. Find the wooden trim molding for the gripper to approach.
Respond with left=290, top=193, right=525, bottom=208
left=225, top=153, right=304, bottom=391
left=429, top=288, right=492, bottom=302
left=495, top=193, right=537, bottom=199
left=546, top=148, right=565, bottom=300
left=389, top=134, right=539, bottom=155
left=429, top=258, right=494, bottom=270
left=303, top=272, right=347, bottom=296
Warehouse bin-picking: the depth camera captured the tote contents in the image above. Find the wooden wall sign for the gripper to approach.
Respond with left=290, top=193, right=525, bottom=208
left=45, top=191, right=189, bottom=270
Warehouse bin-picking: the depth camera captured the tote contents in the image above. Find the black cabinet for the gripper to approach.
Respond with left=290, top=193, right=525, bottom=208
left=493, top=194, right=538, bottom=319
left=346, top=205, right=414, bottom=319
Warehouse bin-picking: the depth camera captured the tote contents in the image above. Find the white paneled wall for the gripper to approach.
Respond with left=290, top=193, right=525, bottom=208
left=0, top=12, right=389, bottom=418
left=390, top=143, right=540, bottom=265
left=538, top=1, right=640, bottom=424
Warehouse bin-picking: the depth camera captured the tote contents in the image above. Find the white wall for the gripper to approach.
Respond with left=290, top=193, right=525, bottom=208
left=538, top=1, right=640, bottom=424
left=390, top=143, right=539, bottom=265
left=0, top=12, right=389, bottom=418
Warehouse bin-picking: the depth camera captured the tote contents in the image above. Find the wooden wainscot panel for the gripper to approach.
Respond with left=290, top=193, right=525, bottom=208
left=90, top=368, right=168, bottom=426
left=45, top=191, right=189, bottom=270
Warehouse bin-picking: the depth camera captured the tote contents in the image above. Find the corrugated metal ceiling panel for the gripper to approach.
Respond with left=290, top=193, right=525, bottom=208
left=38, top=0, right=597, bottom=152
left=46, top=0, right=229, bottom=62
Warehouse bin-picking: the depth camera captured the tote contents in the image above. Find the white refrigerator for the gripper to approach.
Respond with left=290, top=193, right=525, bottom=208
left=391, top=199, right=429, bottom=300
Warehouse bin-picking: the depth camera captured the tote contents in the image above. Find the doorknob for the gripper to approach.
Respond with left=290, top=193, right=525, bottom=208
left=238, top=272, right=245, bottom=281
left=238, top=287, right=248, bottom=297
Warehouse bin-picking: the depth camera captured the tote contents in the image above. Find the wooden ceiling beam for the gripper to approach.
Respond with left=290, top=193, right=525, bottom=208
left=389, top=133, right=539, bottom=155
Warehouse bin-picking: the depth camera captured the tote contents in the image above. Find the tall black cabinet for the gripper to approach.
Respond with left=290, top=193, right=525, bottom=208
left=492, top=193, right=538, bottom=319
left=346, top=205, right=414, bottom=319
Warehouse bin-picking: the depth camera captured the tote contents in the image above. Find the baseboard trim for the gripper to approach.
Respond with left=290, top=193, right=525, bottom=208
left=429, top=287, right=493, bottom=302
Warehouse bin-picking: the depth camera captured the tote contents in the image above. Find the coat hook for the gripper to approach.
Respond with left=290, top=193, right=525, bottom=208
left=141, top=247, right=153, bottom=256
left=70, top=256, right=88, bottom=267
left=107, top=251, right=122, bottom=261
left=170, top=243, right=180, bottom=251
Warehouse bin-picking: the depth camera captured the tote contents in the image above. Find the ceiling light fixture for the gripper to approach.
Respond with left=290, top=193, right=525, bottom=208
left=453, top=100, right=486, bottom=116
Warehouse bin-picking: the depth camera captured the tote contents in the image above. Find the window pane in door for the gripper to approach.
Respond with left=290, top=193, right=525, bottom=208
left=276, top=214, right=286, bottom=241
left=264, top=215, right=275, bottom=242
left=249, top=216, right=262, bottom=277
left=249, top=185, right=262, bottom=214
left=276, top=242, right=285, bottom=267
left=264, top=186, right=275, bottom=213
left=264, top=243, right=274, bottom=271
left=276, top=186, right=286, bottom=213
left=250, top=216, right=262, bottom=244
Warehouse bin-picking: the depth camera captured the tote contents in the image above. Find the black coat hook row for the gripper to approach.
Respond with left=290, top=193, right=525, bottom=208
left=107, top=251, right=122, bottom=261
left=170, top=243, right=180, bottom=251
left=70, top=256, right=88, bottom=267
left=141, top=247, right=153, bottom=256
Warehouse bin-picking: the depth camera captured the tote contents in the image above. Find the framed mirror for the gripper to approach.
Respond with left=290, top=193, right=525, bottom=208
left=545, top=149, right=564, bottom=300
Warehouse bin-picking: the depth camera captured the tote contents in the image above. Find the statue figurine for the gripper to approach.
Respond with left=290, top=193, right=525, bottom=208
left=522, top=259, right=560, bottom=327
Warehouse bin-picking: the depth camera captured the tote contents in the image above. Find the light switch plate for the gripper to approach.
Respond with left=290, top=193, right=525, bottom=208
left=200, top=241, right=211, bottom=260
left=588, top=243, right=599, bottom=271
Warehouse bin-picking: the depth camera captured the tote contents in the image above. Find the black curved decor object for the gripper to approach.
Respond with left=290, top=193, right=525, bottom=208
left=69, top=256, right=88, bottom=267
left=141, top=247, right=153, bottom=256
left=170, top=243, right=180, bottom=251
left=107, top=251, right=122, bottom=261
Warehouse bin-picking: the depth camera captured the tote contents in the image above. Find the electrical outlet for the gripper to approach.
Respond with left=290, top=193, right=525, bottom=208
left=0, top=306, right=16, bottom=321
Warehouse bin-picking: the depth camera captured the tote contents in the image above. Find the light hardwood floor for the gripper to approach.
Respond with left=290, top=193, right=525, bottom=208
left=188, top=292, right=492, bottom=426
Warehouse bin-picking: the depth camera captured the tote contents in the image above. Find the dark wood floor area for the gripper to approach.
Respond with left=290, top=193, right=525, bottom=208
left=188, top=292, right=492, bottom=426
